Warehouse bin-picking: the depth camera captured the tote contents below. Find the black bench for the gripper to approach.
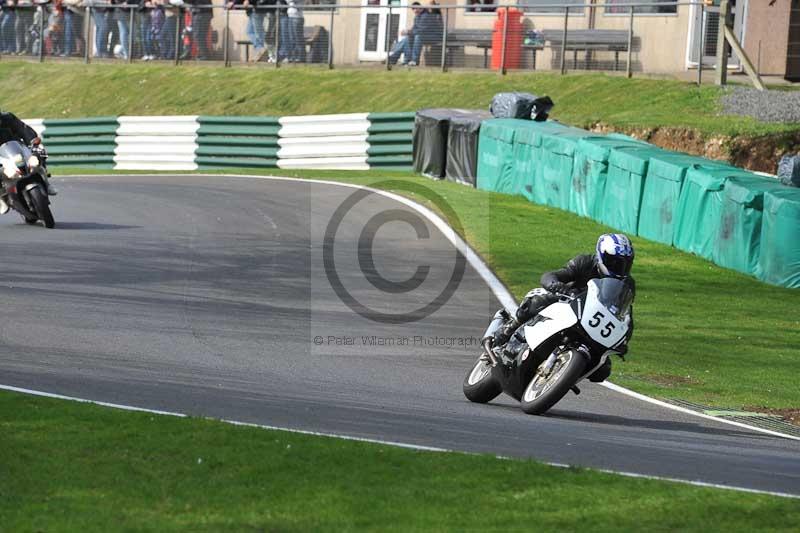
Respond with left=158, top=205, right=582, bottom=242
left=441, top=28, right=630, bottom=70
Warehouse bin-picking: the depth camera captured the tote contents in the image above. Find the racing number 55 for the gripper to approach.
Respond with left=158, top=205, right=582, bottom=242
left=587, top=311, right=616, bottom=338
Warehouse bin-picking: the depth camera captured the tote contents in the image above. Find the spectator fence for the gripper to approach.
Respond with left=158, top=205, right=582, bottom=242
left=0, top=2, right=736, bottom=79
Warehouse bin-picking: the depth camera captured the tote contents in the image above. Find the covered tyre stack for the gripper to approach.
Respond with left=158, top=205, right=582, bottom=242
left=758, top=188, right=800, bottom=287
left=445, top=111, right=492, bottom=186
left=413, top=108, right=489, bottom=182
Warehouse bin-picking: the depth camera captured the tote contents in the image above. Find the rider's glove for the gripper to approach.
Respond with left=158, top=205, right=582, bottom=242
left=547, top=281, right=567, bottom=295
left=493, top=317, right=519, bottom=347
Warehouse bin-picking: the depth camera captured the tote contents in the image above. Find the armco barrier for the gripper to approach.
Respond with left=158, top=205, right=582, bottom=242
left=24, top=113, right=415, bottom=172
left=366, top=112, right=415, bottom=171
left=41, top=117, right=119, bottom=168
left=474, top=117, right=799, bottom=288
left=278, top=113, right=370, bottom=170
left=115, top=116, right=199, bottom=171
left=196, top=116, right=280, bottom=169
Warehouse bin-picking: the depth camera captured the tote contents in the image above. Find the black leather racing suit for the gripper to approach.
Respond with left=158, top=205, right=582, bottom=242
left=0, top=112, right=39, bottom=146
left=492, top=254, right=635, bottom=383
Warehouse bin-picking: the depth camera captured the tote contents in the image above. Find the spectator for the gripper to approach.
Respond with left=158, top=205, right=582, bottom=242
left=1, top=0, right=18, bottom=54
left=387, top=1, right=442, bottom=66
left=43, top=0, right=64, bottom=55
left=89, top=0, right=111, bottom=57
left=15, top=0, right=34, bottom=54
left=275, top=0, right=288, bottom=62
left=158, top=0, right=179, bottom=59
left=286, top=0, right=302, bottom=62
left=62, top=0, right=84, bottom=56
left=227, top=0, right=265, bottom=61
left=112, top=0, right=134, bottom=59
left=261, top=0, right=275, bottom=61
left=136, top=0, right=154, bottom=60
left=186, top=0, right=210, bottom=59
left=149, top=0, right=164, bottom=57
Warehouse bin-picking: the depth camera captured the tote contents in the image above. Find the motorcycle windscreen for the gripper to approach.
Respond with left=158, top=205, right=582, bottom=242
left=0, top=141, right=30, bottom=170
left=580, top=278, right=633, bottom=348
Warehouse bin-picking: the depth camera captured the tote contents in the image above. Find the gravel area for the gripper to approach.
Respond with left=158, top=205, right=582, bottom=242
left=720, top=87, right=800, bottom=124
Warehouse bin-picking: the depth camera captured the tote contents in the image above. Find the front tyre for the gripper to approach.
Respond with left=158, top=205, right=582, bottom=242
left=520, top=349, right=586, bottom=415
left=29, top=186, right=54, bottom=229
left=463, top=355, right=502, bottom=404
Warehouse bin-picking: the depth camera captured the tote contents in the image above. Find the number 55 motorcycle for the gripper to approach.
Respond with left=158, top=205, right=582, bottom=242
left=0, top=141, right=55, bottom=229
left=463, top=277, right=633, bottom=415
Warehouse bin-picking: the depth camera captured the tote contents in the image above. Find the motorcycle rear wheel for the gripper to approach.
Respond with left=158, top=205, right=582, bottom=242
left=519, top=349, right=586, bottom=415
left=29, top=187, right=55, bottom=229
left=463, top=355, right=502, bottom=404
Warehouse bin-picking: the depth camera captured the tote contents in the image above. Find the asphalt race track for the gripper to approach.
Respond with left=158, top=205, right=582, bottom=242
left=1, top=174, right=798, bottom=496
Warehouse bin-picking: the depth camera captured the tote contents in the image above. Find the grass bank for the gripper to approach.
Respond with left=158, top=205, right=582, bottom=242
left=56, top=168, right=800, bottom=412
left=3, top=390, right=799, bottom=532
left=1, top=60, right=796, bottom=139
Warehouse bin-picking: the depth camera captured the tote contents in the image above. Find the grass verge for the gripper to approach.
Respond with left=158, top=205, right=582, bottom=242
left=55, top=167, right=800, bottom=411
left=2, top=390, right=799, bottom=532
left=1, top=60, right=797, bottom=138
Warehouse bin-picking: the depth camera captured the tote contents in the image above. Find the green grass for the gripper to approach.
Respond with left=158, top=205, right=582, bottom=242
left=2, top=390, right=799, bottom=532
left=54, top=167, right=800, bottom=410
left=1, top=60, right=797, bottom=138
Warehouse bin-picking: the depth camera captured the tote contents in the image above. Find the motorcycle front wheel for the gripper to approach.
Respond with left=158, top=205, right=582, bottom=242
left=519, top=349, right=586, bottom=415
left=462, top=355, right=502, bottom=404
left=29, top=186, right=54, bottom=229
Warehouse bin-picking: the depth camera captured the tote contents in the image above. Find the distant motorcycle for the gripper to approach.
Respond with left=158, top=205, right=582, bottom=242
left=463, top=278, right=633, bottom=415
left=0, top=141, right=55, bottom=229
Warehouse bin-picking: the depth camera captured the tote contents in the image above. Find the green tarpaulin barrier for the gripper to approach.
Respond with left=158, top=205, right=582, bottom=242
left=513, top=121, right=572, bottom=202
left=714, top=175, right=785, bottom=275
left=477, top=119, right=520, bottom=194
left=601, top=146, right=667, bottom=234
left=638, top=153, right=727, bottom=245
left=758, top=188, right=800, bottom=288
left=673, top=165, right=753, bottom=260
left=535, top=126, right=592, bottom=210
left=569, top=134, right=648, bottom=220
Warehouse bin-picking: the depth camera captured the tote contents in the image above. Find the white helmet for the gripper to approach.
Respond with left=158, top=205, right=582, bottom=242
left=596, top=233, right=634, bottom=278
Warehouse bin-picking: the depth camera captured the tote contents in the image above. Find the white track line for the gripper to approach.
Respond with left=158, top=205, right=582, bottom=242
left=57, top=173, right=800, bottom=442
left=2, top=383, right=797, bottom=500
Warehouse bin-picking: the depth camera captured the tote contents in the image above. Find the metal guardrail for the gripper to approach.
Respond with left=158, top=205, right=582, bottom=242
left=0, top=2, right=734, bottom=80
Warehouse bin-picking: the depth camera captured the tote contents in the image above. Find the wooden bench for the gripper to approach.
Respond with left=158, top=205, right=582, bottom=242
left=441, top=28, right=630, bottom=70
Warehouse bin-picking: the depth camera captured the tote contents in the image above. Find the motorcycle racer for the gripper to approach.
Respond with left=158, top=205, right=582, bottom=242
left=487, top=233, right=636, bottom=382
left=0, top=111, right=57, bottom=214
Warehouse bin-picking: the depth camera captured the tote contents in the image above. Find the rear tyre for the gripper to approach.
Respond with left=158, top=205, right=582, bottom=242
left=463, top=355, right=502, bottom=404
left=519, top=349, right=586, bottom=415
left=29, top=187, right=55, bottom=229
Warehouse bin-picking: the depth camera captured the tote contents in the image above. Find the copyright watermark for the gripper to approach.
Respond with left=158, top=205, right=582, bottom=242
left=321, top=180, right=466, bottom=325
left=312, top=335, right=482, bottom=348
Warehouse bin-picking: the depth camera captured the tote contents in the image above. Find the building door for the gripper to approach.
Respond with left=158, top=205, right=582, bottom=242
left=688, top=0, right=746, bottom=68
left=358, top=0, right=407, bottom=61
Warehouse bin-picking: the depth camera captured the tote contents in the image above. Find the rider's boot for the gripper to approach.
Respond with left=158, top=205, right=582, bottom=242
left=0, top=195, right=8, bottom=215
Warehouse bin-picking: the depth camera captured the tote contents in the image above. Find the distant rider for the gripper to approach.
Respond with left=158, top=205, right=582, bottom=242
left=487, top=233, right=636, bottom=383
left=0, top=111, right=57, bottom=214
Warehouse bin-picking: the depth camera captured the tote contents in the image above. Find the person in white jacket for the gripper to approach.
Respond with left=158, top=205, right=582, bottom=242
left=286, top=0, right=303, bottom=62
